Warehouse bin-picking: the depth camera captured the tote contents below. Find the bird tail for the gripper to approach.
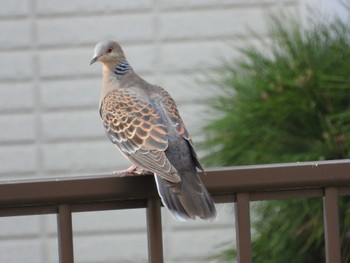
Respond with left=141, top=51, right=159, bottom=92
left=154, top=172, right=217, bottom=221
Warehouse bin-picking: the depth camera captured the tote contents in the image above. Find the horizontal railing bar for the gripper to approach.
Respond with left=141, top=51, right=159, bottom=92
left=0, top=160, right=349, bottom=214
left=213, top=194, right=236, bottom=204
left=0, top=205, right=57, bottom=217
left=71, top=199, right=148, bottom=213
left=249, top=188, right=323, bottom=201
left=204, top=159, right=350, bottom=193
left=0, top=199, right=149, bottom=217
left=338, top=187, right=350, bottom=196
left=0, top=175, right=158, bottom=207
left=2, top=186, right=349, bottom=217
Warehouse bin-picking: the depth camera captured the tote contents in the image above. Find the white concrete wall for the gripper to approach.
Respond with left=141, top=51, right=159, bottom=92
left=0, top=0, right=311, bottom=262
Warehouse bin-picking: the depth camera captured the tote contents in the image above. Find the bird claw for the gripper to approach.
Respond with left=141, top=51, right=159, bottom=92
left=112, top=164, right=153, bottom=176
left=112, top=164, right=138, bottom=176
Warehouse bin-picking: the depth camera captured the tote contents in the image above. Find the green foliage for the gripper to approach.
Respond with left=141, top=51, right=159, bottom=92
left=204, top=11, right=350, bottom=263
left=204, top=14, right=350, bottom=166
left=251, top=199, right=324, bottom=263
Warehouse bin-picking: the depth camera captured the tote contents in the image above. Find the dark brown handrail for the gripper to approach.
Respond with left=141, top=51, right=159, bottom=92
left=0, top=160, right=350, bottom=208
left=0, top=159, right=349, bottom=263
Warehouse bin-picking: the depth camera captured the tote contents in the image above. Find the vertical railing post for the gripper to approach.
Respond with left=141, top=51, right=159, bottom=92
left=235, top=193, right=252, bottom=263
left=323, top=187, right=341, bottom=263
left=146, top=198, right=164, bottom=263
left=57, top=204, right=74, bottom=263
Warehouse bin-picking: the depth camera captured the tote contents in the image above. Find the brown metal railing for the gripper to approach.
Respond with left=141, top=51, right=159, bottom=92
left=0, top=159, right=349, bottom=263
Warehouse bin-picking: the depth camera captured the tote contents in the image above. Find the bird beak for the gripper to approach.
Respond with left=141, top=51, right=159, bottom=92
left=89, top=55, right=100, bottom=65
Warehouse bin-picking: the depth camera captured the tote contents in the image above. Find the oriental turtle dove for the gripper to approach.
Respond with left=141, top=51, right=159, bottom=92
left=90, top=40, right=217, bottom=221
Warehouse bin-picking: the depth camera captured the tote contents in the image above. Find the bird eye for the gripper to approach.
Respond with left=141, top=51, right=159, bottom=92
left=106, top=48, right=112, bottom=53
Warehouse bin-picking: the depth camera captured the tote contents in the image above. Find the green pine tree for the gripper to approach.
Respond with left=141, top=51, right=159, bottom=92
left=204, top=11, right=350, bottom=263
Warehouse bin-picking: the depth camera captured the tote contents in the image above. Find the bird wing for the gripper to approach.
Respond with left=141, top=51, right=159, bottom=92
left=158, top=89, right=205, bottom=172
left=100, top=88, right=181, bottom=183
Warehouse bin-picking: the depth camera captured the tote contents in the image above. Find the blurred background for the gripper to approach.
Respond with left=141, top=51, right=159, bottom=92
left=0, top=0, right=346, bottom=262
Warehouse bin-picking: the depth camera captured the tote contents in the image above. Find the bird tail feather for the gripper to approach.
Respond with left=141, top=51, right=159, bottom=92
left=154, top=172, right=217, bottom=221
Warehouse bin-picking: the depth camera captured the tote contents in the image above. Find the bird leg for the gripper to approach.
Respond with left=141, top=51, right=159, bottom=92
left=113, top=164, right=152, bottom=176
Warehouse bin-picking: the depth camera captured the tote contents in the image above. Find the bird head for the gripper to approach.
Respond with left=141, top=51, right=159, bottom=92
left=90, top=40, right=126, bottom=66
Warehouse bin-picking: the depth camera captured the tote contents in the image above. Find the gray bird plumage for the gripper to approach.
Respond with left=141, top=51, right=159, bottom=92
left=91, top=40, right=217, bottom=220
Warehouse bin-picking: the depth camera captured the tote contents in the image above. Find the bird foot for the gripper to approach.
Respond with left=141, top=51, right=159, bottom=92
left=112, top=164, right=152, bottom=176
left=113, top=164, right=138, bottom=176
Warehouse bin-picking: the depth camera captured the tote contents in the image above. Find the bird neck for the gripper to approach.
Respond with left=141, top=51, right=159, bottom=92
left=100, top=60, right=132, bottom=106
left=113, top=60, right=131, bottom=80
left=102, top=60, right=132, bottom=80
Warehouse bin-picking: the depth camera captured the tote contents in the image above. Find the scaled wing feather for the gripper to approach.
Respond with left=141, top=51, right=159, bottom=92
left=100, top=88, right=181, bottom=183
